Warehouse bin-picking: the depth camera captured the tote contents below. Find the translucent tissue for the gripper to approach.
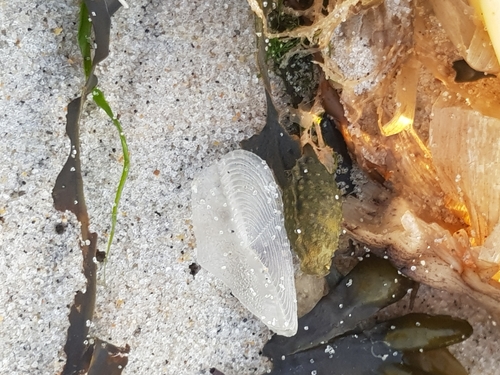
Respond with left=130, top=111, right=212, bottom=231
left=191, top=150, right=298, bottom=336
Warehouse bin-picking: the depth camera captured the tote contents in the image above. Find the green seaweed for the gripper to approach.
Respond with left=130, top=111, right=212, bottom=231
left=91, top=88, right=130, bottom=265
left=266, top=0, right=301, bottom=32
left=263, top=255, right=414, bottom=356
left=78, top=2, right=92, bottom=79
left=78, top=3, right=130, bottom=267
left=52, top=1, right=129, bottom=373
left=266, top=38, right=299, bottom=65
left=283, top=145, right=343, bottom=276
left=261, top=0, right=318, bottom=105
left=262, top=256, right=472, bottom=375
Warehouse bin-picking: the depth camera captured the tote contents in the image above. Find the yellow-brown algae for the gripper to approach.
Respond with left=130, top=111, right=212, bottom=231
left=284, top=146, right=343, bottom=276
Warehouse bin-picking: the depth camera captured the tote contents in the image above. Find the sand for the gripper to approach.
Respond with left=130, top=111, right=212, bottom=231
left=0, top=0, right=498, bottom=374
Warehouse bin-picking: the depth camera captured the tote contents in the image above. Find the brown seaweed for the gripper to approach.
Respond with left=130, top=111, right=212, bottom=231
left=54, top=95, right=99, bottom=375
left=283, top=145, right=343, bottom=275
left=52, top=1, right=126, bottom=374
left=263, top=255, right=413, bottom=357
left=452, top=59, right=496, bottom=83
left=320, top=116, right=354, bottom=195
left=263, top=256, right=472, bottom=375
left=241, top=16, right=301, bottom=189
left=267, top=333, right=469, bottom=375
left=87, top=339, right=130, bottom=375
left=241, top=91, right=301, bottom=189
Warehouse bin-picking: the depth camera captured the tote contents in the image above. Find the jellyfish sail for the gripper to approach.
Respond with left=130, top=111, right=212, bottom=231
left=191, top=150, right=298, bottom=336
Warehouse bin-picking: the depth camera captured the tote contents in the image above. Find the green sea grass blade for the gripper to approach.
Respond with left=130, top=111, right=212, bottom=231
left=78, top=1, right=130, bottom=267
left=91, top=88, right=130, bottom=263
left=78, top=2, right=92, bottom=79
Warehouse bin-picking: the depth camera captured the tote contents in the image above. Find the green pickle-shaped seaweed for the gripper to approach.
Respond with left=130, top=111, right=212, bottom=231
left=263, top=255, right=473, bottom=375
left=263, top=255, right=414, bottom=356
left=284, top=145, right=343, bottom=275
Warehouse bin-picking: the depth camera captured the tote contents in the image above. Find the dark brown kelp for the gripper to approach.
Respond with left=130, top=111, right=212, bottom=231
left=263, top=256, right=472, bottom=375
left=52, top=1, right=128, bottom=374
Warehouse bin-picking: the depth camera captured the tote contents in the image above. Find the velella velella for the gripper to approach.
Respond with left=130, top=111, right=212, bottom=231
left=191, top=149, right=297, bottom=336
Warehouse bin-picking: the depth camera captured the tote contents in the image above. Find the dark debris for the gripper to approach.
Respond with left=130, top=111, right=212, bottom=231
left=452, top=59, right=496, bottom=83
left=189, top=262, right=201, bottom=277
left=241, top=91, right=301, bottom=189
left=52, top=1, right=126, bottom=374
left=263, top=255, right=472, bottom=375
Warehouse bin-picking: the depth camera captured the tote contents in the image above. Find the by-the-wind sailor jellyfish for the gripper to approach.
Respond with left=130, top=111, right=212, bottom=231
left=191, top=150, right=297, bottom=336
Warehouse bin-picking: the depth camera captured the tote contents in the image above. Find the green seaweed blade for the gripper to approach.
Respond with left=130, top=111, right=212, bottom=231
left=78, top=1, right=130, bottom=266
left=78, top=2, right=92, bottom=79
left=92, top=88, right=130, bottom=263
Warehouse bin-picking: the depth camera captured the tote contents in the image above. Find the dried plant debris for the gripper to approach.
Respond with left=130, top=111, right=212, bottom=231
left=52, top=1, right=128, bottom=374
left=263, top=255, right=472, bottom=375
left=249, top=0, right=500, bottom=316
